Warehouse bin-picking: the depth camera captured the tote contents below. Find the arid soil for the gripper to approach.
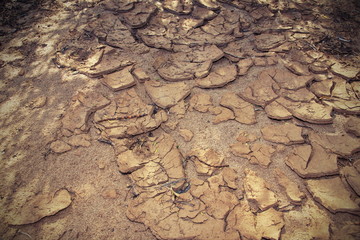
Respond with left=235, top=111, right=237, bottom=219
left=1, top=0, right=360, bottom=239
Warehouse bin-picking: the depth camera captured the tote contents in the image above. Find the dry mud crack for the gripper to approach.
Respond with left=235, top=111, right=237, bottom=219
left=1, top=0, right=360, bottom=239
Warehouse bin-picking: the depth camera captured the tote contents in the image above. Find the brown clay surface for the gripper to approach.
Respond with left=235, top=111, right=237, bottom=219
left=1, top=0, right=360, bottom=239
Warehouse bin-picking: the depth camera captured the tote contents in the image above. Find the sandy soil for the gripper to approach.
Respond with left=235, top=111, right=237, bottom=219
left=0, top=0, right=359, bottom=239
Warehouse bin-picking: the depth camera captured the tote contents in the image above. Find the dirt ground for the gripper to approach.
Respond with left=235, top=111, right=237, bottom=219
left=0, top=0, right=360, bottom=239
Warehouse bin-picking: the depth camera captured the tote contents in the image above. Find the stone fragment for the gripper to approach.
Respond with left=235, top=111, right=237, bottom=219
left=345, top=116, right=360, bottom=137
left=261, top=123, right=304, bottom=145
left=179, top=128, right=193, bottom=142
left=237, top=58, right=254, bottom=75
left=286, top=143, right=338, bottom=178
left=341, top=166, right=360, bottom=196
left=282, top=201, right=331, bottom=240
left=275, top=169, right=305, bottom=204
left=264, top=100, right=292, bottom=120
left=144, top=80, right=191, bottom=108
left=239, top=69, right=279, bottom=107
left=255, top=33, right=286, bottom=51
left=132, top=67, right=150, bottom=82
left=190, top=148, right=225, bottom=175
left=196, top=64, right=237, bottom=88
left=276, top=97, right=333, bottom=124
left=209, top=106, right=235, bottom=124
left=156, top=45, right=223, bottom=81
left=189, top=93, right=212, bottom=113
left=50, top=140, right=72, bottom=153
left=330, top=62, right=360, bottom=80
left=309, top=132, right=360, bottom=156
left=272, top=68, right=314, bottom=90
left=306, top=177, right=360, bottom=214
left=220, top=92, right=256, bottom=124
left=96, top=160, right=106, bottom=169
left=66, top=134, right=91, bottom=147
left=309, top=80, right=333, bottom=97
left=243, top=169, right=278, bottom=210
left=101, top=65, right=136, bottom=91
left=7, top=189, right=72, bottom=225
left=101, top=189, right=117, bottom=199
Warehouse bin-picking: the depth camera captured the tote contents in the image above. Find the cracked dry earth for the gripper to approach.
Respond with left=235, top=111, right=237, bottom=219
left=1, top=0, right=360, bottom=239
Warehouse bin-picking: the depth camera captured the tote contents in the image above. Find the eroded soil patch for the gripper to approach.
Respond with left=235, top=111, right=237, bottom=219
left=1, top=0, right=360, bottom=239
